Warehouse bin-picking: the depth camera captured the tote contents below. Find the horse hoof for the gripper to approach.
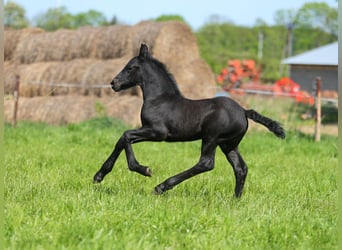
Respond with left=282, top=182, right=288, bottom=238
left=153, top=186, right=164, bottom=195
left=145, top=167, right=153, bottom=177
left=93, top=174, right=103, bottom=184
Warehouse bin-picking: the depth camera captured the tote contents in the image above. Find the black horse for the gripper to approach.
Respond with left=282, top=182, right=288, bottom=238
left=93, top=44, right=285, bottom=197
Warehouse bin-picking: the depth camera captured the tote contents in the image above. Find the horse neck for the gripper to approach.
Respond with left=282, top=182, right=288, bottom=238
left=141, top=63, right=182, bottom=101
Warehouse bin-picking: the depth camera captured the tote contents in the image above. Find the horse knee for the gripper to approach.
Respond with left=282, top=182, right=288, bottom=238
left=122, top=131, right=131, bottom=143
left=199, top=157, right=215, bottom=172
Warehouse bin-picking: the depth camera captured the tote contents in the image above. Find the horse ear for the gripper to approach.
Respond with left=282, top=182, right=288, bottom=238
left=139, top=43, right=150, bottom=60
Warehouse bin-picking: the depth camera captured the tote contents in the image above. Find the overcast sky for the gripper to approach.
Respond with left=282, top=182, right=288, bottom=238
left=8, top=0, right=338, bottom=30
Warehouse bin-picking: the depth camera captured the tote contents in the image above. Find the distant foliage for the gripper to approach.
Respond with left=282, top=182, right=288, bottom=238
left=196, top=21, right=336, bottom=81
left=4, top=1, right=29, bottom=29
left=33, top=6, right=109, bottom=31
left=155, top=14, right=188, bottom=25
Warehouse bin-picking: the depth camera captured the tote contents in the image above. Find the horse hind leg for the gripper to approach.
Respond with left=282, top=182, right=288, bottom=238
left=220, top=145, right=248, bottom=198
left=154, top=139, right=217, bottom=194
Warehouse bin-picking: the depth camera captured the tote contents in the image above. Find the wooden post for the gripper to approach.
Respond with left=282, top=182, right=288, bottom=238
left=314, top=77, right=321, bottom=142
left=13, top=75, right=20, bottom=127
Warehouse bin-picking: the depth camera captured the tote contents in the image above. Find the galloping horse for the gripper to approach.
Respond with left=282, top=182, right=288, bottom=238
left=93, top=44, right=285, bottom=197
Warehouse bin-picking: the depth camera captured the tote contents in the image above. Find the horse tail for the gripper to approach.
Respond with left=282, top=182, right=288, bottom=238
left=245, top=109, right=285, bottom=139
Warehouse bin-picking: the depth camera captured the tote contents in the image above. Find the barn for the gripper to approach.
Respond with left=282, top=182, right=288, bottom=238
left=282, top=42, right=338, bottom=92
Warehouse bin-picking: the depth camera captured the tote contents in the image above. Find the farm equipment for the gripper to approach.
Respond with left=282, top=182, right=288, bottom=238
left=217, top=59, right=314, bottom=105
left=217, top=59, right=261, bottom=89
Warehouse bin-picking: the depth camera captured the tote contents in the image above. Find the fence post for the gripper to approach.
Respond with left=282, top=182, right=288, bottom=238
left=13, top=75, right=20, bottom=127
left=314, top=77, right=321, bottom=142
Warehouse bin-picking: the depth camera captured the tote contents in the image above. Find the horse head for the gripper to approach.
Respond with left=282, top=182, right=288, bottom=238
left=111, top=44, right=150, bottom=92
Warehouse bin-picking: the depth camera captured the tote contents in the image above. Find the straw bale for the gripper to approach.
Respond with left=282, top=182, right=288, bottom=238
left=8, top=21, right=216, bottom=99
left=5, top=58, right=138, bottom=98
left=130, top=21, right=164, bottom=55
left=70, top=26, right=100, bottom=59
left=92, top=25, right=133, bottom=59
left=128, top=21, right=215, bottom=98
left=12, top=25, right=133, bottom=64
left=4, top=96, right=142, bottom=127
left=153, top=21, right=200, bottom=64
left=128, top=21, right=199, bottom=62
left=80, top=57, right=141, bottom=97
left=80, top=58, right=123, bottom=96
left=6, top=55, right=215, bottom=99
left=18, top=62, right=58, bottom=97
left=4, top=62, right=19, bottom=95
left=169, top=58, right=217, bottom=99
left=4, top=28, right=44, bottom=61
left=13, top=29, right=73, bottom=63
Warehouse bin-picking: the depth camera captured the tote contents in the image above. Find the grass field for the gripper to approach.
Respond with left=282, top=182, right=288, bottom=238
left=5, top=117, right=337, bottom=249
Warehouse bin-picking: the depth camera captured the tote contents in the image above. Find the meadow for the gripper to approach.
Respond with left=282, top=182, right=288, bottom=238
left=4, top=116, right=337, bottom=249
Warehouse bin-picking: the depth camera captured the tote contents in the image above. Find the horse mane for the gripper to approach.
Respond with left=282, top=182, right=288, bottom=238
left=150, top=57, right=182, bottom=96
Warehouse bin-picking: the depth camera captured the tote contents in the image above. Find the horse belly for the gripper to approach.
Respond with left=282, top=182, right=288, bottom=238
left=164, top=113, right=203, bottom=142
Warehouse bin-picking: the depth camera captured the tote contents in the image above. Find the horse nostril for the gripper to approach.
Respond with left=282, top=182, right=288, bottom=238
left=111, top=79, right=121, bottom=91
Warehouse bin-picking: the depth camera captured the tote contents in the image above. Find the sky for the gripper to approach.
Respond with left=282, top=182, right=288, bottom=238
left=7, top=0, right=338, bottom=30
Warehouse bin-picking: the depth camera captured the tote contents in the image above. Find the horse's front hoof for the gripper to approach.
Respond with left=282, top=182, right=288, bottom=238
left=93, top=173, right=104, bottom=184
left=145, top=167, right=153, bottom=177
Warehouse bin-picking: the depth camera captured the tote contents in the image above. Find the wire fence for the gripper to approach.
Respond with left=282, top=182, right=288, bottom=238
left=10, top=75, right=338, bottom=141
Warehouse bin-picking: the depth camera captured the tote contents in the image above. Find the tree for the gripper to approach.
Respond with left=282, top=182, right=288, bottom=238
left=4, top=1, right=29, bottom=29
left=34, top=6, right=73, bottom=31
left=109, top=16, right=118, bottom=25
left=72, top=10, right=108, bottom=27
left=274, top=9, right=297, bottom=27
left=274, top=2, right=337, bottom=36
left=295, top=2, right=338, bottom=36
left=155, top=15, right=188, bottom=25
left=33, top=7, right=109, bottom=31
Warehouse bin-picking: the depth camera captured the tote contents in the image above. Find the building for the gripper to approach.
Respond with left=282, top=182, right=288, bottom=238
left=282, top=42, right=338, bottom=92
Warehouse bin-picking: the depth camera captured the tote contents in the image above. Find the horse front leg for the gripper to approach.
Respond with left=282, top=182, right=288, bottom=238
left=93, top=127, right=162, bottom=183
left=93, top=135, right=126, bottom=183
left=122, top=129, right=153, bottom=177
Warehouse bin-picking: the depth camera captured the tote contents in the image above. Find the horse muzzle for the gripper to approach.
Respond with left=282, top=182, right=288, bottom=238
left=111, top=79, right=121, bottom=92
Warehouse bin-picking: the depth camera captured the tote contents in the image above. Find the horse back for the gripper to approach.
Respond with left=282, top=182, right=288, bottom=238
left=141, top=96, right=248, bottom=142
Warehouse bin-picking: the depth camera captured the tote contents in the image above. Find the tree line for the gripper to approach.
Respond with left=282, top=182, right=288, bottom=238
left=4, top=1, right=337, bottom=82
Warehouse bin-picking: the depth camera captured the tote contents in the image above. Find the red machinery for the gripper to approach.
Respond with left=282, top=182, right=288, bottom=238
left=273, top=77, right=314, bottom=105
left=217, top=59, right=261, bottom=89
left=217, top=59, right=314, bottom=105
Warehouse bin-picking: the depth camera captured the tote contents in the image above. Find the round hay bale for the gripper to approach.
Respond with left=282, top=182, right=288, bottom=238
left=130, top=21, right=164, bottom=55
left=81, top=57, right=140, bottom=97
left=19, top=62, right=60, bottom=97
left=4, top=62, right=20, bottom=95
left=13, top=25, right=134, bottom=64
left=128, top=21, right=215, bottom=99
left=13, top=29, right=74, bottom=63
left=8, top=21, right=216, bottom=100
left=8, top=58, right=137, bottom=98
left=169, top=58, right=217, bottom=99
left=70, top=26, right=101, bottom=59
left=4, top=96, right=142, bottom=127
left=4, top=28, right=44, bottom=61
left=81, top=59, right=121, bottom=96
left=92, top=25, right=133, bottom=59
left=153, top=21, right=200, bottom=64
left=50, top=59, right=98, bottom=96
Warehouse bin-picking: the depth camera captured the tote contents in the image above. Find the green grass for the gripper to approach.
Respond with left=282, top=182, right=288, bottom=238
left=5, top=118, right=337, bottom=249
